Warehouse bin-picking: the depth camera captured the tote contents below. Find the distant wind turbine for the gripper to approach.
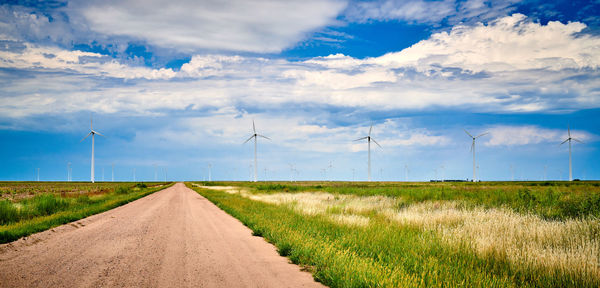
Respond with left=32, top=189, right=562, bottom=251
left=464, top=130, right=488, bottom=182
left=81, top=114, right=104, bottom=183
left=243, top=120, right=270, bottom=182
left=561, top=125, right=582, bottom=181
left=354, top=125, right=381, bottom=182
left=67, top=162, right=71, bottom=182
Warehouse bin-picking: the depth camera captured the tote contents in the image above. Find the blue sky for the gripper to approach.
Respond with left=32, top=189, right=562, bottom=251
left=1, top=0, right=599, bottom=181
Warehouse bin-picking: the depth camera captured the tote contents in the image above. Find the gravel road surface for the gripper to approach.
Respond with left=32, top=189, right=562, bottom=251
left=0, top=183, right=323, bottom=288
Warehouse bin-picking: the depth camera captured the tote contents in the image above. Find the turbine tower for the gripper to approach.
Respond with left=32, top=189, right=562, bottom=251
left=354, top=125, right=381, bottom=182
left=81, top=114, right=104, bottom=183
left=243, top=120, right=270, bottom=182
left=561, top=125, right=582, bottom=181
left=464, top=130, right=488, bottom=182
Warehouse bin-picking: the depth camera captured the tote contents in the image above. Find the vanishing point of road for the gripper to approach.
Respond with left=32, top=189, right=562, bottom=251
left=0, top=183, right=324, bottom=288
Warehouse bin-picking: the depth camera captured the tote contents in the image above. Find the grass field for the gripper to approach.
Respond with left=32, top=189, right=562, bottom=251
left=0, top=181, right=173, bottom=243
left=189, top=181, right=600, bottom=288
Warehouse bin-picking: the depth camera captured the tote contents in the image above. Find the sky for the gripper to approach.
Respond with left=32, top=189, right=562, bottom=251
left=1, top=0, right=599, bottom=182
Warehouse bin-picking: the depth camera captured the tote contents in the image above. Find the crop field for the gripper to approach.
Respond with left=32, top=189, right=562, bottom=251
left=0, top=181, right=173, bottom=243
left=189, top=181, right=600, bottom=288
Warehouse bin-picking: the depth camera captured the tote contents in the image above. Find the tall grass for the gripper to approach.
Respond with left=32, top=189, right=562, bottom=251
left=190, top=182, right=600, bottom=288
left=223, top=181, right=600, bottom=220
left=0, top=183, right=173, bottom=243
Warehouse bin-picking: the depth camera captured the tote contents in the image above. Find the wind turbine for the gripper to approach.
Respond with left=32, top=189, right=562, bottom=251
left=243, top=120, right=270, bottom=182
left=81, top=115, right=104, bottom=183
left=288, top=164, right=295, bottom=182
left=354, top=125, right=381, bottom=182
left=67, top=162, right=72, bottom=182
left=561, top=125, right=582, bottom=181
left=464, top=130, right=488, bottom=182
left=208, top=163, right=212, bottom=181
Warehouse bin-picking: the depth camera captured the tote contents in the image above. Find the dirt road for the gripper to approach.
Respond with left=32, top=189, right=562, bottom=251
left=0, top=183, right=324, bottom=288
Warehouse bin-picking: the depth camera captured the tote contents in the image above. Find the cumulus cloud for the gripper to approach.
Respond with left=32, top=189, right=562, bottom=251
left=66, top=0, right=347, bottom=53
left=1, top=14, right=599, bottom=119
left=484, top=125, right=592, bottom=146
left=0, top=41, right=176, bottom=80
left=371, top=14, right=600, bottom=72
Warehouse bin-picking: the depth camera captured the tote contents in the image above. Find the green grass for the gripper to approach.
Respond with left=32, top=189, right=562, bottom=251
left=188, top=181, right=600, bottom=288
left=0, top=182, right=173, bottom=243
left=215, top=181, right=600, bottom=220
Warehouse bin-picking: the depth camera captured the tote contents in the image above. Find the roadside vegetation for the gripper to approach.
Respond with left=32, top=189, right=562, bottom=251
left=0, top=182, right=172, bottom=243
left=189, top=181, right=600, bottom=288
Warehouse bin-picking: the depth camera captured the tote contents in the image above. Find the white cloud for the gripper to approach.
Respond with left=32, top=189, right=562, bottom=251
left=484, top=125, right=592, bottom=146
left=0, top=42, right=176, bottom=80
left=371, top=14, right=600, bottom=72
left=67, top=0, right=347, bottom=53
left=344, top=0, right=520, bottom=25
left=1, top=14, right=599, bottom=119
left=136, top=111, right=449, bottom=155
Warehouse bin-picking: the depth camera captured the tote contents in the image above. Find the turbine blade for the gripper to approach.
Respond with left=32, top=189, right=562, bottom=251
left=464, top=129, right=473, bottom=138
left=369, top=125, right=373, bottom=136
left=470, top=142, right=474, bottom=152
left=353, top=136, right=368, bottom=142
left=573, top=138, right=583, bottom=143
left=253, top=120, right=256, bottom=134
left=243, top=135, right=255, bottom=144
left=90, top=113, right=93, bottom=130
left=94, top=130, right=105, bottom=137
left=560, top=138, right=569, bottom=145
left=476, top=132, right=489, bottom=138
left=371, top=138, right=382, bottom=148
left=257, top=134, right=271, bottom=140
left=568, top=125, right=571, bottom=138
left=80, top=132, right=92, bottom=142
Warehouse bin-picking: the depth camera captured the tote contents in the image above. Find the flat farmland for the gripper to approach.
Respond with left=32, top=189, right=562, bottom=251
left=0, top=181, right=172, bottom=243
left=190, top=181, right=600, bottom=288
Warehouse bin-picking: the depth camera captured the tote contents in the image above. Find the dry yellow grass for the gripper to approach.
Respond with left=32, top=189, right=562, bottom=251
left=199, top=185, right=600, bottom=280
left=385, top=201, right=600, bottom=280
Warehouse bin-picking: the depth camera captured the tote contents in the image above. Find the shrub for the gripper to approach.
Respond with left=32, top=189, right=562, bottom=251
left=135, top=183, right=147, bottom=189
